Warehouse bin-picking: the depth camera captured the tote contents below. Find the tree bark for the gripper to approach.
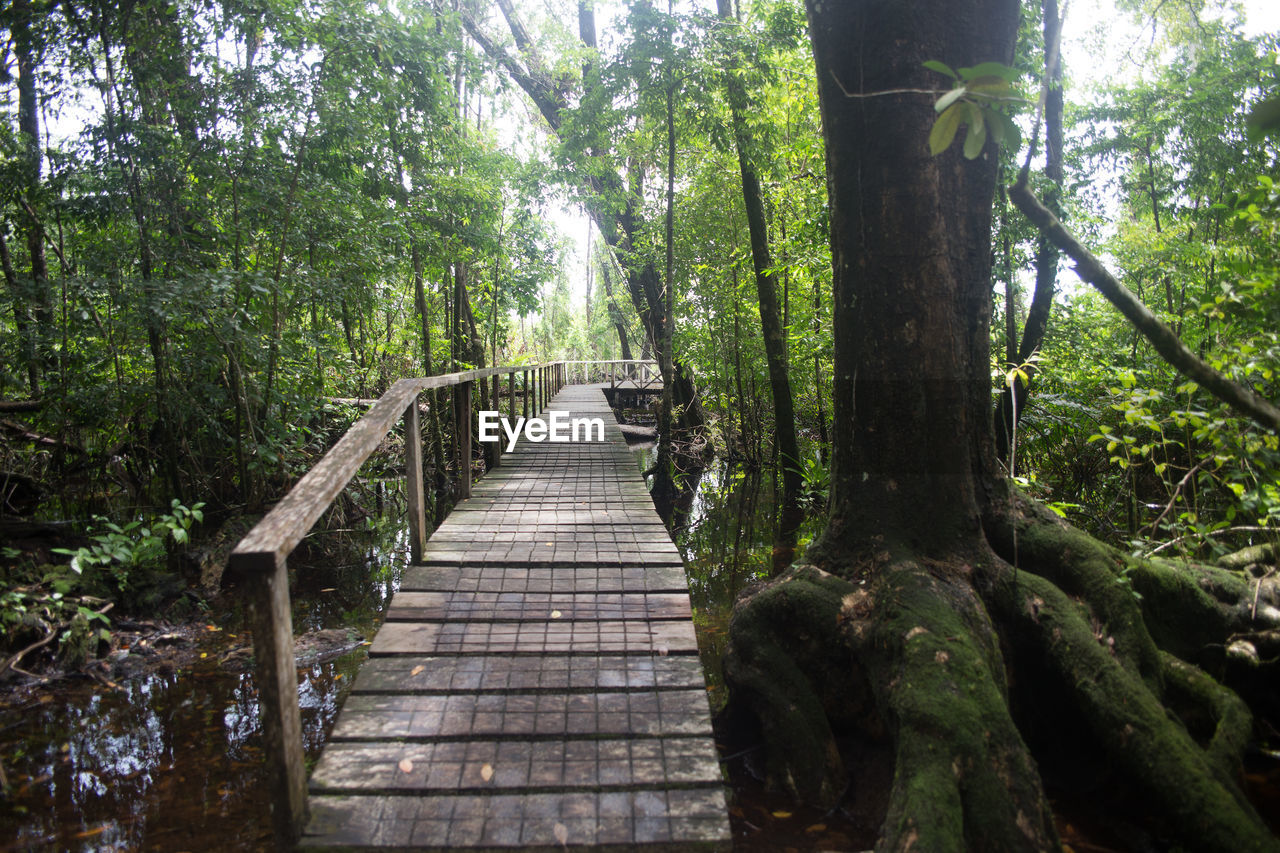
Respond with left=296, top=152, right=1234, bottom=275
left=598, top=252, right=633, bottom=360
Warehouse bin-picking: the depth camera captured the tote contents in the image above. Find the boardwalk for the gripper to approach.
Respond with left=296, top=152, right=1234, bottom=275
left=302, top=385, right=731, bottom=850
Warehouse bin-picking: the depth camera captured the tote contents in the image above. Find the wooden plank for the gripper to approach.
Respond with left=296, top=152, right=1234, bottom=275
left=384, top=591, right=692, bottom=622
left=303, top=789, right=729, bottom=850
left=309, top=737, right=722, bottom=793
left=346, top=654, right=707, bottom=694
left=328, top=689, right=714, bottom=739
left=368, top=619, right=699, bottom=656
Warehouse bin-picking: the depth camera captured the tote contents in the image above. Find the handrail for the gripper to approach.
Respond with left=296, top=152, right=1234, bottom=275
left=230, top=359, right=655, bottom=846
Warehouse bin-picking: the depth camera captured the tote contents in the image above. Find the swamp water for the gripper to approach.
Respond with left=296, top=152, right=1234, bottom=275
left=1, top=454, right=849, bottom=851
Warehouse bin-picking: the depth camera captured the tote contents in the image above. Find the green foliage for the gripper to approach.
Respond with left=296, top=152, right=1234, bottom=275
left=0, top=585, right=113, bottom=667
left=51, top=501, right=204, bottom=588
left=925, top=60, right=1025, bottom=157
left=798, top=450, right=829, bottom=509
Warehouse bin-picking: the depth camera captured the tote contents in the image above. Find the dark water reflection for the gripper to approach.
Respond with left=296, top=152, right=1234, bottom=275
left=649, top=456, right=823, bottom=712
left=0, top=522, right=407, bottom=852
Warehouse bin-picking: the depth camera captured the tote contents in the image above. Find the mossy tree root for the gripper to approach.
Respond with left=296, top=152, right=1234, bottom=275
left=1160, top=651, right=1254, bottom=785
left=723, top=560, right=1059, bottom=850
left=725, top=506, right=1280, bottom=851
left=721, top=564, right=857, bottom=806
left=869, top=561, right=1058, bottom=852
left=988, top=565, right=1278, bottom=852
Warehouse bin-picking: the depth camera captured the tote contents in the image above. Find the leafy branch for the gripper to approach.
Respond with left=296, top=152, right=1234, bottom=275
left=924, top=61, right=1024, bottom=158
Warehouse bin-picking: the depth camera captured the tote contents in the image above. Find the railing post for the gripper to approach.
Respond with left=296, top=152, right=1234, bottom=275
left=242, top=554, right=308, bottom=847
left=454, top=379, right=472, bottom=500
left=405, top=396, right=427, bottom=561
left=488, top=374, right=501, bottom=470
left=523, top=370, right=530, bottom=420
left=508, top=370, right=516, bottom=422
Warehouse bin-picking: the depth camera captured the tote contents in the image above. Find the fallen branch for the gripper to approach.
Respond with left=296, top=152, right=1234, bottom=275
left=1, top=628, right=57, bottom=677
left=1009, top=180, right=1280, bottom=434
left=1143, top=459, right=1211, bottom=538
left=0, top=601, right=113, bottom=677
left=1144, top=525, right=1275, bottom=557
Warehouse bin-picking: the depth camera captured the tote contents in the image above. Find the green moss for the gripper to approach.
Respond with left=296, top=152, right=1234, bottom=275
left=870, top=561, right=1058, bottom=852
left=987, top=503, right=1163, bottom=690
left=722, top=564, right=858, bottom=806
left=999, top=571, right=1278, bottom=853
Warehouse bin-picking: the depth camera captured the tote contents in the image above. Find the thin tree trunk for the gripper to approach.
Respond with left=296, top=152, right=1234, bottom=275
left=651, top=81, right=679, bottom=513
left=715, top=0, right=802, bottom=564
left=13, top=0, right=51, bottom=395
left=599, top=254, right=633, bottom=360
left=994, top=0, right=1064, bottom=466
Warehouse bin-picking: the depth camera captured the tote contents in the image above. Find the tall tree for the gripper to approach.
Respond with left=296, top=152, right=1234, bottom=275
left=994, top=0, right=1064, bottom=467
left=7, top=0, right=53, bottom=397
left=462, top=0, right=708, bottom=435
left=723, top=0, right=1279, bottom=848
left=713, top=0, right=803, bottom=562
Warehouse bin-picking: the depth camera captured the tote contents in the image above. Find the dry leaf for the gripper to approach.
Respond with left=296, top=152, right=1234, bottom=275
left=804, top=823, right=827, bottom=833
left=771, top=810, right=792, bottom=819
left=480, top=763, right=494, bottom=782
left=410, top=664, right=425, bottom=677
left=550, top=610, right=562, bottom=619
left=398, top=758, right=414, bottom=774
left=553, top=822, right=569, bottom=845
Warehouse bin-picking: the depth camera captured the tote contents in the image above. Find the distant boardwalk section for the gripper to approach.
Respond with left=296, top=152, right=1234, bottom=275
left=302, top=385, right=730, bottom=850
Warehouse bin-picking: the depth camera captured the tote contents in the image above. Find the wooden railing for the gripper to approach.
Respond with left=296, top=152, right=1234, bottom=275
left=230, top=359, right=658, bottom=845
left=559, top=359, right=660, bottom=390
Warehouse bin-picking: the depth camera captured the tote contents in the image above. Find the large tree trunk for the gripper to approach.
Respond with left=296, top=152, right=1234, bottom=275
left=723, top=1, right=1279, bottom=849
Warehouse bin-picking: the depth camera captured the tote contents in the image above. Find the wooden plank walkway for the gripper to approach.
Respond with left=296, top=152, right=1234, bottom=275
left=302, top=385, right=731, bottom=850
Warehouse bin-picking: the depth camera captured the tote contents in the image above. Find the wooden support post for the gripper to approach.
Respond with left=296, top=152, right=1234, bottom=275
left=243, top=555, right=308, bottom=847
left=522, top=370, right=530, bottom=420
left=488, top=375, right=501, bottom=470
left=405, top=399, right=427, bottom=560
left=454, top=379, right=472, bottom=499
left=508, top=370, right=516, bottom=422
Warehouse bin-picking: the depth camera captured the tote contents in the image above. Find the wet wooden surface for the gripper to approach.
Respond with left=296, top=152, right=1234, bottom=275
left=302, top=385, right=730, bottom=850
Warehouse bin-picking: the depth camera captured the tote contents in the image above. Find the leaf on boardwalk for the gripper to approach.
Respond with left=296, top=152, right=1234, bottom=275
left=553, top=822, right=569, bottom=845
left=410, top=664, right=425, bottom=676
left=550, top=610, right=562, bottom=619
left=398, top=758, right=414, bottom=774
left=480, top=763, right=494, bottom=782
